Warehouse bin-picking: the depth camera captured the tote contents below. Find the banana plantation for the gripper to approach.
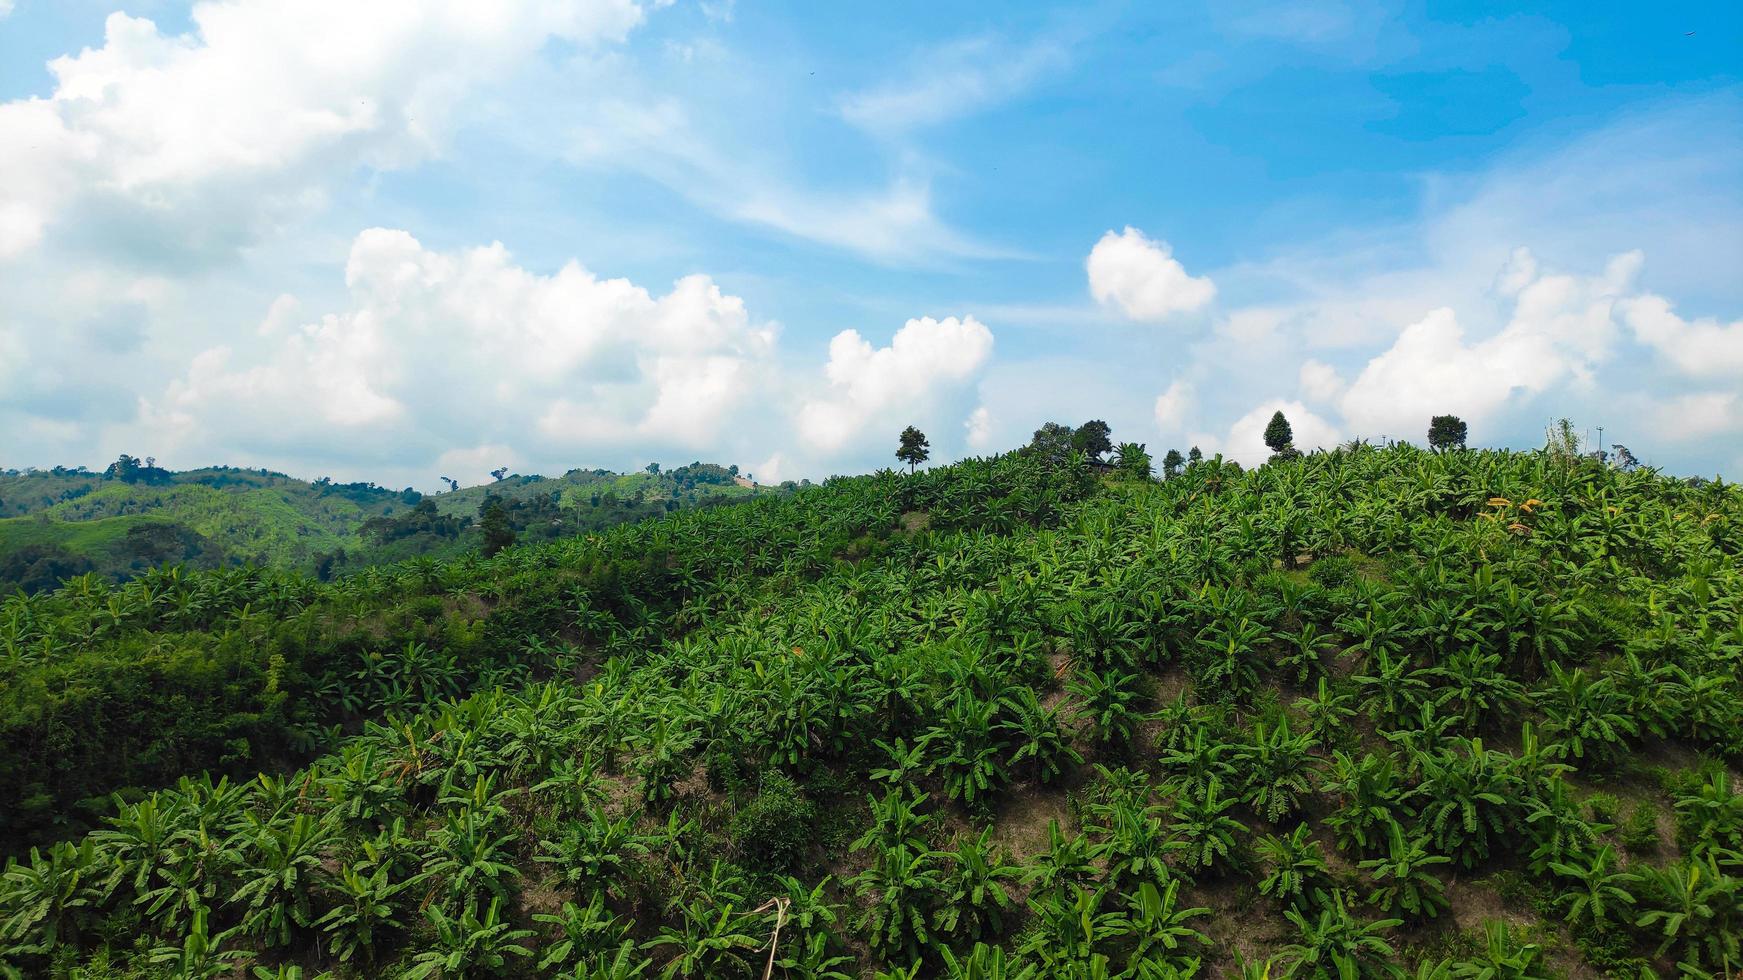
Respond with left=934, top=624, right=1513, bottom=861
left=1, top=444, right=1740, bottom=978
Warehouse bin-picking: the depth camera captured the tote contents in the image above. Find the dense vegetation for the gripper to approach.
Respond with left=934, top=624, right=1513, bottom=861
left=0, top=461, right=766, bottom=594
left=1, top=440, right=1740, bottom=978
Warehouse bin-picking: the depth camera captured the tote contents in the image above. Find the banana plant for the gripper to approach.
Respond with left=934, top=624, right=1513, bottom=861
left=1358, top=823, right=1450, bottom=920
left=1447, top=920, right=1551, bottom=980
left=535, top=808, right=652, bottom=898
left=1633, top=856, right=1741, bottom=969
left=1026, top=819, right=1101, bottom=897
left=1534, top=664, right=1637, bottom=762
left=1233, top=719, right=1318, bottom=822
left=421, top=809, right=521, bottom=913
left=1019, top=885, right=1133, bottom=971
left=852, top=841, right=945, bottom=963
left=315, top=860, right=419, bottom=966
left=1426, top=647, right=1525, bottom=733
left=1280, top=889, right=1403, bottom=979
left=0, top=839, right=100, bottom=950
left=933, top=827, right=1019, bottom=941
left=998, top=685, right=1082, bottom=784
left=645, top=893, right=764, bottom=979
left=1295, top=677, right=1359, bottom=747
left=1547, top=844, right=1639, bottom=932
left=1124, top=879, right=1210, bottom=970
left=937, top=942, right=1040, bottom=980
left=147, top=904, right=254, bottom=980
left=571, top=940, right=654, bottom=979
left=918, top=691, right=1011, bottom=805
left=404, top=897, right=534, bottom=979
left=1156, top=727, right=1236, bottom=800
left=1068, top=665, right=1147, bottom=753
left=1168, top=780, right=1246, bottom=875
left=1256, top=825, right=1332, bottom=912
left=1086, top=794, right=1180, bottom=894
left=231, top=811, right=334, bottom=947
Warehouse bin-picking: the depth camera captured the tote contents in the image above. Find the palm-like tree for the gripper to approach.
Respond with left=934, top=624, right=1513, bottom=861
left=1256, top=825, right=1332, bottom=911
left=231, top=812, right=334, bottom=947
left=1358, top=823, right=1450, bottom=920
left=998, top=686, right=1082, bottom=784
left=1280, top=889, right=1404, bottom=979
left=933, top=828, right=1019, bottom=941
left=1548, top=844, right=1639, bottom=932
left=1169, top=780, right=1246, bottom=874
left=404, top=898, right=534, bottom=979
left=315, top=861, right=418, bottom=966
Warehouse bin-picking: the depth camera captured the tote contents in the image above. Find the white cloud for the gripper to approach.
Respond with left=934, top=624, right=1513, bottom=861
left=562, top=95, right=1004, bottom=264
left=1645, top=392, right=1743, bottom=442
left=0, top=1, right=13, bottom=18
left=965, top=405, right=995, bottom=449
left=133, top=228, right=779, bottom=472
left=0, top=0, right=646, bottom=263
left=797, top=315, right=994, bottom=452
left=436, top=445, right=521, bottom=485
left=1153, top=380, right=1193, bottom=431
left=1224, top=400, right=1341, bottom=467
left=1620, top=294, right=1743, bottom=378
left=1087, top=227, right=1216, bottom=322
left=838, top=35, right=1068, bottom=133
left=1338, top=251, right=1641, bottom=437
left=1298, top=359, right=1345, bottom=402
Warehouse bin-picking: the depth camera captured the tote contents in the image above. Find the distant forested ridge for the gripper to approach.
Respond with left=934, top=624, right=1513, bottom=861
left=0, top=458, right=772, bottom=593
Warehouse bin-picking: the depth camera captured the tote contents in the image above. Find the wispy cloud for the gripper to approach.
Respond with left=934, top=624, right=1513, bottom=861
left=837, top=34, right=1070, bottom=134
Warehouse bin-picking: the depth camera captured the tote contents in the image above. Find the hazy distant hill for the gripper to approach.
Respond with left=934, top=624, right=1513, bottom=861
left=0, top=459, right=771, bottom=593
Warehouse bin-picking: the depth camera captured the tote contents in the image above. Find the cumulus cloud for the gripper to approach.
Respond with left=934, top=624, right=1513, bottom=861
left=1620, top=294, right=1743, bottom=378
left=965, top=405, right=996, bottom=449
left=1153, top=380, right=1194, bottom=431
left=1645, top=392, right=1743, bottom=442
left=1224, top=400, right=1341, bottom=466
left=1338, top=250, right=1641, bottom=436
left=1298, top=359, right=1345, bottom=402
left=797, top=315, right=994, bottom=452
left=0, top=0, right=646, bottom=262
left=135, top=228, right=778, bottom=471
left=1087, top=227, right=1216, bottom=321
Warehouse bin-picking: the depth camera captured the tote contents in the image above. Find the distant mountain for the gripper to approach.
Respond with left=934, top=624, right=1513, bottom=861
left=0, top=458, right=772, bottom=593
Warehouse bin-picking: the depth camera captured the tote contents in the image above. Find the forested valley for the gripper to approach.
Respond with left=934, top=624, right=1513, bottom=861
left=1, top=429, right=1739, bottom=979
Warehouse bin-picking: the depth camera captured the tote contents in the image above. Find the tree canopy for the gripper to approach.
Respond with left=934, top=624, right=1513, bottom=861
left=896, top=426, right=931, bottom=472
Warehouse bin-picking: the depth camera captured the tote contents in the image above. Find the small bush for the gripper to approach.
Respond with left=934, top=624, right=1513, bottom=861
left=1308, top=555, right=1357, bottom=590
left=1620, top=802, right=1659, bottom=854
left=731, top=770, right=816, bottom=872
left=1584, top=792, right=1621, bottom=825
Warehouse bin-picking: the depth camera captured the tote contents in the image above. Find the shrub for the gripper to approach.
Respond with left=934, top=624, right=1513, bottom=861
left=1584, top=792, right=1621, bottom=825
left=1619, top=802, right=1659, bottom=854
left=731, top=771, right=816, bottom=872
left=1308, top=555, right=1357, bottom=591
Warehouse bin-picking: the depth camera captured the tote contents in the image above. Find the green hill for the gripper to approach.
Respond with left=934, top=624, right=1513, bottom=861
left=0, top=460, right=769, bottom=593
left=0, top=445, right=1739, bottom=978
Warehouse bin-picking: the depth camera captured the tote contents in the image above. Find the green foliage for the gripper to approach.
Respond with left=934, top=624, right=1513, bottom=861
left=896, top=426, right=931, bottom=472
left=1428, top=415, right=1468, bottom=452
left=0, top=440, right=1740, bottom=978
left=729, top=771, right=815, bottom=872
left=1264, top=411, right=1295, bottom=457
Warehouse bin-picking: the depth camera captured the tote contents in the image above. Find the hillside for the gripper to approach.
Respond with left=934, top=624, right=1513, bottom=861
left=0, top=460, right=767, bottom=593
left=0, top=446, right=1739, bottom=978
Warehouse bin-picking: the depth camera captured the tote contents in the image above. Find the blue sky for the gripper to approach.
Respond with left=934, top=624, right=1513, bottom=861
left=0, top=0, right=1739, bottom=488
